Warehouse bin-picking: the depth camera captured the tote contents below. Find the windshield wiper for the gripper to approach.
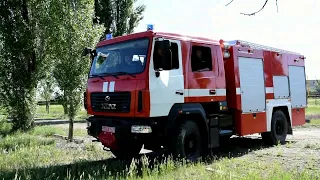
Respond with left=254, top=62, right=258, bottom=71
left=112, top=72, right=136, bottom=78
left=90, top=74, right=105, bottom=80
left=97, top=73, right=119, bottom=79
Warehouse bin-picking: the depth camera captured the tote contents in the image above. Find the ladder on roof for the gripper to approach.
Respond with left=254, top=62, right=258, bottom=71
left=224, top=40, right=301, bottom=55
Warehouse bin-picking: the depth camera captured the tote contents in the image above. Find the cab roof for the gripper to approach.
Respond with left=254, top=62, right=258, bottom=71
left=96, top=30, right=221, bottom=48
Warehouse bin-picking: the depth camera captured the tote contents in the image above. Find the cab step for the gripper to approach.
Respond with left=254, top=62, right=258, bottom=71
left=219, top=130, right=233, bottom=136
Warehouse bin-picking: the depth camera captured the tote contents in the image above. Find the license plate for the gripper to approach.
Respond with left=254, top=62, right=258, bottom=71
left=102, top=126, right=115, bottom=133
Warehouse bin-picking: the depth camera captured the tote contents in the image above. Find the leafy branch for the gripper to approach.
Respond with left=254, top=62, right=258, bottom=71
left=226, top=0, right=279, bottom=16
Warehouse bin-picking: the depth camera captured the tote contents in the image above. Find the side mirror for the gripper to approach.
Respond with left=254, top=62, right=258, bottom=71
left=82, top=47, right=92, bottom=57
left=162, top=49, right=172, bottom=70
left=153, top=39, right=172, bottom=74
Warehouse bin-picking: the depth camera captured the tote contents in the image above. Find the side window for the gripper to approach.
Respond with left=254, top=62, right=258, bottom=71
left=170, top=42, right=179, bottom=69
left=153, top=41, right=179, bottom=70
left=191, top=46, right=212, bottom=72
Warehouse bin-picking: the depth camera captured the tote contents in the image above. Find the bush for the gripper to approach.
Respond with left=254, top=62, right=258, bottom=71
left=0, top=116, right=12, bottom=137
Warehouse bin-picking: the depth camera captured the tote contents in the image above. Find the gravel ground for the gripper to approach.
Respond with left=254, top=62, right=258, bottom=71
left=238, top=128, right=320, bottom=172
left=52, top=123, right=320, bottom=170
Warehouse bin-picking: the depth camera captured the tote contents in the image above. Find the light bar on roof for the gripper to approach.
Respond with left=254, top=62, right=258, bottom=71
left=105, top=34, right=113, bottom=40
left=147, top=24, right=154, bottom=31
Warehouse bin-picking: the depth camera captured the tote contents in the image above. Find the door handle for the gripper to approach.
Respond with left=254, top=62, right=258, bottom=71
left=209, top=89, right=216, bottom=95
left=175, top=90, right=184, bottom=95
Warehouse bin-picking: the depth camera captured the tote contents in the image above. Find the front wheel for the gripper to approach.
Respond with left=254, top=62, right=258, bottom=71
left=172, top=120, right=202, bottom=161
left=262, top=110, right=288, bottom=145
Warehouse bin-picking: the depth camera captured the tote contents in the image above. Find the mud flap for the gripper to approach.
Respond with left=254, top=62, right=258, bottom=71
left=209, top=117, right=219, bottom=148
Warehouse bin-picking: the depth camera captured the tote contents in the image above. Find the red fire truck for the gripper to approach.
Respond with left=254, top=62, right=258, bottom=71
left=83, top=28, right=307, bottom=160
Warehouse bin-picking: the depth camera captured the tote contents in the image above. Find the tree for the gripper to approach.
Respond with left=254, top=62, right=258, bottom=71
left=94, top=0, right=146, bottom=37
left=226, top=0, right=279, bottom=16
left=48, top=0, right=104, bottom=141
left=0, top=0, right=49, bottom=131
left=315, top=80, right=320, bottom=94
left=38, top=71, right=56, bottom=114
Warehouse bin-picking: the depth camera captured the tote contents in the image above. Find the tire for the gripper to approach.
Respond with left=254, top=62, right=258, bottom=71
left=172, top=120, right=202, bottom=161
left=262, top=110, right=288, bottom=145
left=110, top=140, right=143, bottom=159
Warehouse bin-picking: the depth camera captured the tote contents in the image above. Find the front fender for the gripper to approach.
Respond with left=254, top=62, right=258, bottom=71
left=166, top=103, right=208, bottom=136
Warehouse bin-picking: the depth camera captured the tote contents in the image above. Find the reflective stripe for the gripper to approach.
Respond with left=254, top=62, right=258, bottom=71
left=236, top=87, right=274, bottom=95
left=103, top=82, right=109, bottom=92
left=184, top=89, right=226, bottom=97
left=109, top=81, right=115, bottom=92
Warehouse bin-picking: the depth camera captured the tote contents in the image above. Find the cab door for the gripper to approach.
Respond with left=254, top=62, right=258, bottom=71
left=185, top=43, right=218, bottom=102
left=148, top=38, right=184, bottom=117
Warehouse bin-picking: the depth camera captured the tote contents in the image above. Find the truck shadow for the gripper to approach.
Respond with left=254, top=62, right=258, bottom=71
left=0, top=136, right=295, bottom=179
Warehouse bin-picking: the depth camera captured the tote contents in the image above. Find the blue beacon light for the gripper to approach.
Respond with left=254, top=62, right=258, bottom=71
left=106, top=34, right=113, bottom=40
left=147, top=24, right=154, bottom=31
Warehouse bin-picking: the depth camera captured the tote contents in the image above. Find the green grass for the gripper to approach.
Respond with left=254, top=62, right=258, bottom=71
left=0, top=126, right=319, bottom=179
left=306, top=98, right=320, bottom=115
left=307, top=98, right=320, bottom=106
left=30, top=125, right=88, bottom=137
left=0, top=100, right=320, bottom=179
left=1, top=104, right=89, bottom=121
left=1, top=148, right=319, bottom=179
left=0, top=123, right=319, bottom=179
left=0, top=125, right=110, bottom=179
left=0, top=134, right=55, bottom=152
left=0, top=119, right=12, bottom=137
left=306, top=106, right=320, bottom=115
left=35, top=105, right=88, bottom=120
left=309, top=119, right=320, bottom=125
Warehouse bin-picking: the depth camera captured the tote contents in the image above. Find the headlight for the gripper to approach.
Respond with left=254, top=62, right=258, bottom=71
left=131, top=125, right=152, bottom=133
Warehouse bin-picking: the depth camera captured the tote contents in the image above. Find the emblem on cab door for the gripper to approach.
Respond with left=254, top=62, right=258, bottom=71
left=105, top=96, right=110, bottom=101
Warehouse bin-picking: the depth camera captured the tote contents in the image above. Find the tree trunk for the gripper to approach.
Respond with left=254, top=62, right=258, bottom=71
left=45, top=100, right=50, bottom=114
left=68, top=118, right=74, bottom=142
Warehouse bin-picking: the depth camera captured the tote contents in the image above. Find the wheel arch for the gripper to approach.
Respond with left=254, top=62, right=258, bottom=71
left=166, top=103, right=209, bottom=147
left=273, top=106, right=292, bottom=134
left=266, top=99, right=292, bottom=134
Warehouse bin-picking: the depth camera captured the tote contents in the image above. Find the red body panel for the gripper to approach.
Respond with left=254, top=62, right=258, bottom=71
left=292, top=108, right=306, bottom=126
left=223, top=40, right=306, bottom=136
left=235, top=112, right=267, bottom=136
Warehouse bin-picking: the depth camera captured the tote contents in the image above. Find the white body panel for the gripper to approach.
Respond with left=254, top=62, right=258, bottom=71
left=273, top=76, right=290, bottom=99
left=103, top=81, right=115, bottom=92
left=236, top=87, right=273, bottom=95
left=288, top=66, right=307, bottom=108
left=238, top=57, right=266, bottom=113
left=185, top=89, right=226, bottom=97
left=266, top=99, right=292, bottom=131
left=149, top=39, right=184, bottom=117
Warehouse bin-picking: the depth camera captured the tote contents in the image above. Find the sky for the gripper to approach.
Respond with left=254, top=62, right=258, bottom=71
left=133, top=0, right=320, bottom=80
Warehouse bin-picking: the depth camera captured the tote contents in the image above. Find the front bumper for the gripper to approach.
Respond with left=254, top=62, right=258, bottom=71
left=88, top=116, right=155, bottom=135
left=86, top=116, right=167, bottom=150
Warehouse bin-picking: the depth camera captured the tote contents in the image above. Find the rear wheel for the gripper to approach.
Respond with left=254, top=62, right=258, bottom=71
left=262, top=110, right=288, bottom=145
left=172, top=120, right=202, bottom=161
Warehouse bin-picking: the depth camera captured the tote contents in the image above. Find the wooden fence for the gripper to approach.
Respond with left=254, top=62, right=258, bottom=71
left=37, top=100, right=60, bottom=105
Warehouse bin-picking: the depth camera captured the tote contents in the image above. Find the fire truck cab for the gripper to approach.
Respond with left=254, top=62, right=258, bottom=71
left=83, top=28, right=307, bottom=160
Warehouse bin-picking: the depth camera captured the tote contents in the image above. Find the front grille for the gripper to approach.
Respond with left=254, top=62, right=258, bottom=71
left=91, top=92, right=131, bottom=113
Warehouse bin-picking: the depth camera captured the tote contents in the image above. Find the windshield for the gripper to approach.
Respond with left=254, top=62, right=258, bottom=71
left=89, top=38, right=149, bottom=77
